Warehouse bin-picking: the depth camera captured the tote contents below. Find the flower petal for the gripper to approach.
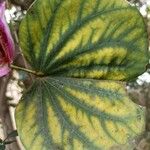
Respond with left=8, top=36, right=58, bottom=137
left=0, top=19, right=14, bottom=62
left=0, top=2, right=5, bottom=19
left=0, top=2, right=14, bottom=62
left=0, top=63, right=10, bottom=77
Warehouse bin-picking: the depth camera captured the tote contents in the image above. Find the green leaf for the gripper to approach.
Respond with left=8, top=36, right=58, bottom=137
left=19, top=0, right=148, bottom=80
left=0, top=144, right=5, bottom=150
left=16, top=77, right=145, bottom=150
left=0, top=140, right=5, bottom=150
left=17, top=0, right=148, bottom=149
left=6, top=130, right=18, bottom=139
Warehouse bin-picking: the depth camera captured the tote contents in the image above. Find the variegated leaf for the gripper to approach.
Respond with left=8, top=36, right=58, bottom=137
left=16, top=0, right=148, bottom=149
left=19, top=0, right=148, bottom=80
left=16, top=77, right=145, bottom=150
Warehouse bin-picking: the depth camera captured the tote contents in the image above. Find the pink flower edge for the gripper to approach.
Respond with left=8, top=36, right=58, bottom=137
left=0, top=63, right=10, bottom=77
left=0, top=2, right=15, bottom=77
left=0, top=19, right=14, bottom=62
left=0, top=2, right=5, bottom=18
left=0, top=2, right=14, bottom=61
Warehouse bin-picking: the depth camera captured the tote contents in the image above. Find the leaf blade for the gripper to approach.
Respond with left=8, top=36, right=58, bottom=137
left=19, top=0, right=148, bottom=80
left=16, top=77, right=145, bottom=150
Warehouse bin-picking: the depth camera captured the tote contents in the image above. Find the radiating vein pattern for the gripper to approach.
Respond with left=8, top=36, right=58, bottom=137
left=16, top=77, right=145, bottom=150
left=19, top=0, right=148, bottom=80
left=17, top=0, right=148, bottom=149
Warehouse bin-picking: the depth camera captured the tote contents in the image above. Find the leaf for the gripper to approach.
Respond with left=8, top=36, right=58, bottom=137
left=6, top=130, right=18, bottom=139
left=16, top=77, right=145, bottom=150
left=0, top=145, right=5, bottom=150
left=19, top=0, right=148, bottom=81
left=17, top=0, right=148, bottom=149
left=0, top=139, right=5, bottom=150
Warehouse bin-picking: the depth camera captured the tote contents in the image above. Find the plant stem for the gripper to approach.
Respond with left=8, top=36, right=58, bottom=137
left=10, top=64, right=44, bottom=76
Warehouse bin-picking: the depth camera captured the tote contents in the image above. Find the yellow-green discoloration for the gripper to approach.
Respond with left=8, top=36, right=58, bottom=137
left=17, top=0, right=148, bottom=149
left=16, top=78, right=145, bottom=150
left=19, top=0, right=148, bottom=80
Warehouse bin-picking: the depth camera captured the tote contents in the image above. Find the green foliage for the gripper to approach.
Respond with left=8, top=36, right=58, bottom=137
left=19, top=0, right=148, bottom=80
left=0, top=130, right=18, bottom=150
left=16, top=0, right=149, bottom=149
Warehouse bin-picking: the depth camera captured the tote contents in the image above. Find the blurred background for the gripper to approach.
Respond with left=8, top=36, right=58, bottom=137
left=0, top=0, right=150, bottom=149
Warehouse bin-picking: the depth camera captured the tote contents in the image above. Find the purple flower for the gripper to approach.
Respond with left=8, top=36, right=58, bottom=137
left=0, top=2, right=14, bottom=77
